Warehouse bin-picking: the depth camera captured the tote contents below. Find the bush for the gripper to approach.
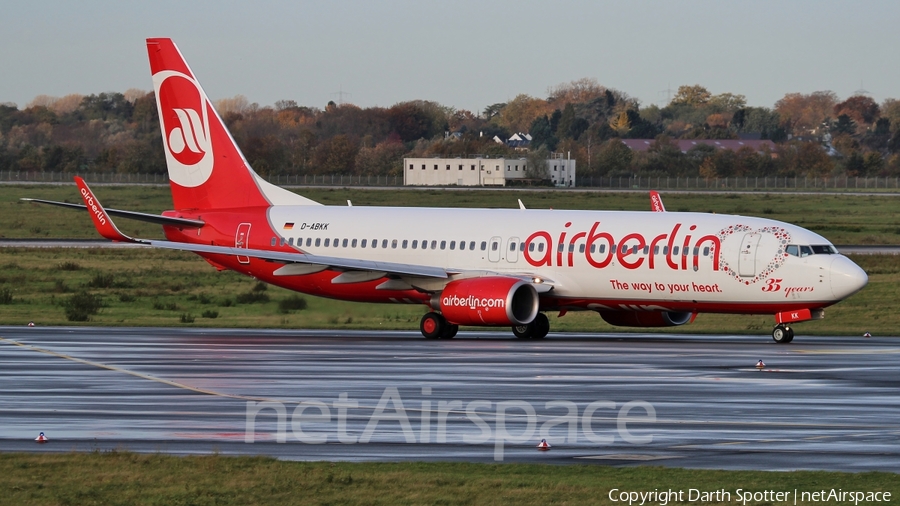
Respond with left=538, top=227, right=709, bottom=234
left=153, top=301, right=178, bottom=311
left=219, top=298, right=234, bottom=307
left=0, top=287, right=12, bottom=305
left=118, top=293, right=136, bottom=303
left=180, top=313, right=195, bottom=323
left=278, top=295, right=308, bottom=313
left=57, top=261, right=82, bottom=271
left=236, top=291, right=270, bottom=304
left=201, top=310, right=219, bottom=319
left=87, top=273, right=115, bottom=289
left=252, top=282, right=268, bottom=292
left=63, top=291, right=102, bottom=321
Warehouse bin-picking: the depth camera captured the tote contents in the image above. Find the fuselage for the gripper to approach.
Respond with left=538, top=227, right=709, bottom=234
left=163, top=205, right=868, bottom=316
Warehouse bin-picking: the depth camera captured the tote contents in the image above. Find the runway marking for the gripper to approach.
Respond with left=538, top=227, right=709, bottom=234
left=0, top=336, right=305, bottom=406
left=794, top=349, right=900, bottom=355
left=575, top=454, right=681, bottom=461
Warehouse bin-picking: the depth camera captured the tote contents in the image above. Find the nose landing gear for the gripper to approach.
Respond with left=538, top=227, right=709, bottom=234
left=772, top=324, right=794, bottom=343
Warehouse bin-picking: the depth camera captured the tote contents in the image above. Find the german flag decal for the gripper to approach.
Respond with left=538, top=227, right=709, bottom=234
left=283, top=223, right=294, bottom=230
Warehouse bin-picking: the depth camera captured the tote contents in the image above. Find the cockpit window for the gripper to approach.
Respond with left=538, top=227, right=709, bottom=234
left=786, top=244, right=837, bottom=257
left=811, top=245, right=837, bottom=254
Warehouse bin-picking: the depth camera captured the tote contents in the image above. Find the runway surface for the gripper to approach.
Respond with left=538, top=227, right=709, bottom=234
left=1, top=327, right=899, bottom=471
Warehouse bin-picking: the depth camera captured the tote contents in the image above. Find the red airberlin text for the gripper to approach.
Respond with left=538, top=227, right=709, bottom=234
left=523, top=222, right=720, bottom=272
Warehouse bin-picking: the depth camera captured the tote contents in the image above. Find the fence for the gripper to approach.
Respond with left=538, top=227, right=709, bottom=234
left=0, top=171, right=404, bottom=186
left=2, top=171, right=899, bottom=190
left=575, top=175, right=900, bottom=190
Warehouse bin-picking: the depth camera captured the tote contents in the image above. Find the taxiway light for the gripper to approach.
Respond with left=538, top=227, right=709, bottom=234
left=756, top=360, right=765, bottom=369
left=35, top=432, right=47, bottom=443
left=537, top=438, right=551, bottom=450
left=28, top=321, right=34, bottom=327
left=863, top=332, right=872, bottom=338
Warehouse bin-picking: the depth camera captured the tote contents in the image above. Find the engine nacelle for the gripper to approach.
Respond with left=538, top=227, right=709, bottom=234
left=436, top=277, right=539, bottom=326
left=600, top=311, right=694, bottom=328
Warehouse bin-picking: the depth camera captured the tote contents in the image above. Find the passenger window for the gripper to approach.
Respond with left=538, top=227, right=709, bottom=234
left=590, top=244, right=596, bottom=253
left=361, top=239, right=367, bottom=248
left=509, top=242, right=516, bottom=251
left=431, top=240, right=437, bottom=249
left=643, top=246, right=649, bottom=255
left=672, top=246, right=679, bottom=255
left=450, top=241, right=456, bottom=250
left=271, top=237, right=277, bottom=246
left=569, top=244, right=575, bottom=253
left=529, top=243, right=535, bottom=252
left=703, top=247, right=710, bottom=256
left=402, top=240, right=408, bottom=249
left=469, top=241, right=476, bottom=250
left=491, top=241, right=498, bottom=251
left=579, top=244, right=585, bottom=253
left=351, top=239, right=357, bottom=248
left=599, top=244, right=605, bottom=254
left=392, top=239, right=398, bottom=249
left=800, top=246, right=812, bottom=257
left=663, top=246, right=668, bottom=255
left=440, top=241, right=446, bottom=250
left=653, top=246, right=659, bottom=255
left=382, top=239, right=388, bottom=248
left=372, top=240, right=377, bottom=248
left=481, top=241, right=487, bottom=251
left=693, top=247, right=699, bottom=256
left=342, top=239, right=348, bottom=247
left=537, top=243, right=544, bottom=252
left=315, top=238, right=321, bottom=247
left=786, top=245, right=798, bottom=256
left=280, top=237, right=286, bottom=246
left=520, top=242, right=525, bottom=251
left=334, top=238, right=339, bottom=247
left=412, top=240, right=418, bottom=249
left=289, top=237, right=295, bottom=246
left=324, top=238, right=330, bottom=247
left=421, top=240, right=427, bottom=250
left=459, top=241, right=465, bottom=250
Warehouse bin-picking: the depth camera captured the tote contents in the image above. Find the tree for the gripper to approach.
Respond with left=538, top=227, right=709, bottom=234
left=483, top=103, right=506, bottom=120
left=708, top=93, right=747, bottom=112
left=834, top=95, right=880, bottom=127
left=881, top=98, right=900, bottom=133
left=524, top=146, right=550, bottom=180
left=671, top=85, right=711, bottom=106
left=595, top=139, right=633, bottom=176
left=774, top=91, right=837, bottom=135
left=529, top=115, right=557, bottom=151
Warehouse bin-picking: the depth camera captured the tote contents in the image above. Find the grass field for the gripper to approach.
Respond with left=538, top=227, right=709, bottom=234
left=3, top=183, right=900, bottom=244
left=0, top=452, right=896, bottom=506
left=0, top=247, right=893, bottom=335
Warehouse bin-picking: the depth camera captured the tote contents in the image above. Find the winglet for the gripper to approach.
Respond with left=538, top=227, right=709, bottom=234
left=649, top=190, right=666, bottom=212
left=74, top=177, right=138, bottom=242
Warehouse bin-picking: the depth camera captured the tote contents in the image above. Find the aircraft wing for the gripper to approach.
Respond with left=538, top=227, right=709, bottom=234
left=20, top=198, right=205, bottom=228
left=69, top=176, right=451, bottom=279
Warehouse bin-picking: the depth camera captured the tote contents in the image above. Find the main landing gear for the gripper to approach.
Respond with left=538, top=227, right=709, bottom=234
left=419, top=312, right=550, bottom=339
left=772, top=324, right=794, bottom=344
left=420, top=312, right=458, bottom=339
left=512, top=313, right=550, bottom=339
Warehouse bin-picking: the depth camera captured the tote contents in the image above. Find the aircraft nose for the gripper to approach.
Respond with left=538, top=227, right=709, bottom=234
left=830, top=255, right=868, bottom=300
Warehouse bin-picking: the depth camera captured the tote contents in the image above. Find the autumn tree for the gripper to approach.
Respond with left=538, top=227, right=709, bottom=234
left=671, top=85, right=711, bottom=107
left=774, top=91, right=837, bottom=135
left=833, top=95, right=880, bottom=129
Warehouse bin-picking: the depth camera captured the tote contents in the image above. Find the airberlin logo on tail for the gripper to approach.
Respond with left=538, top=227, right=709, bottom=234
left=153, top=70, right=214, bottom=187
left=80, top=187, right=107, bottom=226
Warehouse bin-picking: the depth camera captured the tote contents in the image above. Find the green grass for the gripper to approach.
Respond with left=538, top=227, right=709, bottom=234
left=3, top=184, right=900, bottom=244
left=0, top=247, right=892, bottom=335
left=0, top=452, right=895, bottom=506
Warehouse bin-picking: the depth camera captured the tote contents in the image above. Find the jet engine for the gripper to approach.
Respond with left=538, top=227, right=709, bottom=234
left=436, top=276, right=539, bottom=326
left=599, top=311, right=694, bottom=327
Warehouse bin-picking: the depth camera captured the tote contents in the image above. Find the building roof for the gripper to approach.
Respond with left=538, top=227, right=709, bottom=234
left=621, top=139, right=776, bottom=153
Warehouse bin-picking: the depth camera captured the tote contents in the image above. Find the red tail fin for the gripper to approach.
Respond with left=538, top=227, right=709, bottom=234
left=649, top=190, right=666, bottom=212
left=147, top=38, right=318, bottom=211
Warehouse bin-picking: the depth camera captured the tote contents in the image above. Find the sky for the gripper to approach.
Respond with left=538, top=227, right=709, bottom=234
left=2, top=0, right=899, bottom=113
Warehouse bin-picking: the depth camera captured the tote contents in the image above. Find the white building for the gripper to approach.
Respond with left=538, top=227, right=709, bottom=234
left=403, top=154, right=575, bottom=187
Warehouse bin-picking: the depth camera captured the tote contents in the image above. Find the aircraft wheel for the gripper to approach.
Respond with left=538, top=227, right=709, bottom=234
left=421, top=312, right=445, bottom=339
left=772, top=325, right=791, bottom=344
left=512, top=324, right=533, bottom=338
left=532, top=313, right=550, bottom=339
left=784, top=327, right=794, bottom=343
left=441, top=323, right=459, bottom=339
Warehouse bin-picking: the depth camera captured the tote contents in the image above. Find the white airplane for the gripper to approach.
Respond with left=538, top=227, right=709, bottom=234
left=27, top=38, right=868, bottom=343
